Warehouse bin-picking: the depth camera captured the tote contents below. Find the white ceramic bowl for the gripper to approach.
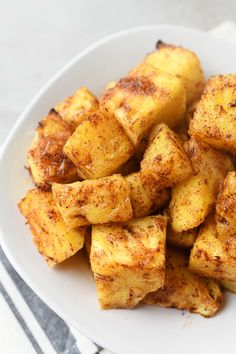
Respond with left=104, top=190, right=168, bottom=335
left=0, top=25, right=236, bottom=354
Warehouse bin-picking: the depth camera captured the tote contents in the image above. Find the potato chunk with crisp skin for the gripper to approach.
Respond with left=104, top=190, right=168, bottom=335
left=28, top=110, right=78, bottom=188
left=220, top=280, right=236, bottom=293
left=52, top=174, right=133, bottom=228
left=145, top=41, right=205, bottom=105
left=140, top=123, right=193, bottom=190
left=189, top=216, right=236, bottom=282
left=216, top=172, right=236, bottom=241
left=170, top=137, right=233, bottom=232
left=64, top=110, right=134, bottom=179
left=144, top=247, right=222, bottom=317
left=18, top=189, right=85, bottom=266
left=90, top=215, right=167, bottom=309
left=164, top=208, right=197, bottom=248
left=55, top=87, right=99, bottom=130
left=125, top=172, right=170, bottom=217
left=100, top=63, right=186, bottom=146
left=189, top=74, right=236, bottom=154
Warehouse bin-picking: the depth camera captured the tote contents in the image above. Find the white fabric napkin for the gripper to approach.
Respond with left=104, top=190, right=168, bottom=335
left=0, top=22, right=236, bottom=354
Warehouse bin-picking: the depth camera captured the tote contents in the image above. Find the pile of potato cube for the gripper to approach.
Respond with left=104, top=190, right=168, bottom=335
left=19, top=41, right=236, bottom=317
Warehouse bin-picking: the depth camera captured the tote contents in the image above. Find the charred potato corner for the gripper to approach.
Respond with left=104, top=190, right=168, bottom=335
left=18, top=40, right=236, bottom=317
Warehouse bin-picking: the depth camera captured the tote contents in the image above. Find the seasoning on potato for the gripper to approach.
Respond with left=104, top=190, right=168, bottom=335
left=18, top=41, right=236, bottom=317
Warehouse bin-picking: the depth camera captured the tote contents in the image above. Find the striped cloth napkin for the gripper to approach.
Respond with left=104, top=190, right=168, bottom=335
left=0, top=22, right=236, bottom=354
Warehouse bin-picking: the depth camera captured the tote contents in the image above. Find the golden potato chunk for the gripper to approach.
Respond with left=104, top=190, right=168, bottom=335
left=64, top=110, right=134, bottom=179
left=103, top=80, right=117, bottom=93
left=220, top=280, right=236, bottom=293
left=189, top=216, right=236, bottom=282
left=140, top=123, right=193, bottom=190
left=125, top=172, right=153, bottom=217
left=55, top=87, right=99, bottom=129
left=90, top=215, right=167, bottom=309
left=144, top=247, right=222, bottom=317
left=167, top=228, right=197, bottom=248
left=144, top=41, right=205, bottom=105
left=52, top=174, right=133, bottom=228
left=170, top=137, right=233, bottom=232
left=216, top=172, right=236, bottom=241
left=100, top=63, right=186, bottom=146
left=164, top=208, right=197, bottom=247
left=125, top=172, right=170, bottom=218
left=18, top=189, right=85, bottom=266
left=28, top=110, right=78, bottom=187
left=189, top=74, right=236, bottom=154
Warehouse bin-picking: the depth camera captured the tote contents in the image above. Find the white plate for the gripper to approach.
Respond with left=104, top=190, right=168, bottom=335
left=0, top=25, right=236, bottom=354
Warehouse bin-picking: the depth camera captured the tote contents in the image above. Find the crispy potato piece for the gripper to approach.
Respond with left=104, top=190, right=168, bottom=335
left=144, top=247, right=222, bottom=317
left=144, top=41, right=205, bottom=105
left=125, top=172, right=170, bottom=218
left=90, top=215, right=167, bottom=309
left=125, top=172, right=153, bottom=217
left=52, top=174, right=133, bottom=228
left=55, top=87, right=99, bottom=129
left=64, top=110, right=134, bottom=179
left=18, top=189, right=85, bottom=266
left=216, top=172, right=236, bottom=241
left=140, top=123, right=193, bottom=190
left=103, top=80, right=117, bottom=93
left=189, top=74, right=236, bottom=154
left=117, top=156, right=139, bottom=176
left=28, top=110, right=78, bottom=187
left=167, top=228, right=197, bottom=248
left=220, top=280, right=236, bottom=293
left=170, top=137, right=233, bottom=232
left=164, top=208, right=197, bottom=247
left=154, top=189, right=171, bottom=211
left=100, top=63, right=186, bottom=146
left=189, top=216, right=236, bottom=282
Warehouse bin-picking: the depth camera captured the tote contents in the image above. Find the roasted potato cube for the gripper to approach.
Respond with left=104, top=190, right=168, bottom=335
left=52, top=174, right=133, bottom=228
left=220, top=280, right=236, bottom=293
left=154, top=188, right=171, bottom=210
left=170, top=137, right=233, bottom=232
left=90, top=215, right=167, bottom=309
left=144, top=41, right=205, bottom=105
left=164, top=208, right=197, bottom=247
left=28, top=110, right=78, bottom=187
left=125, top=172, right=170, bottom=217
left=168, top=228, right=197, bottom=248
left=189, top=74, right=236, bottom=154
left=103, top=80, right=117, bottom=93
left=100, top=63, right=186, bottom=146
left=189, top=216, right=236, bottom=282
left=18, top=189, right=85, bottom=266
left=144, top=247, right=222, bottom=317
left=64, top=111, right=134, bottom=179
left=216, top=172, right=236, bottom=241
left=125, top=172, right=152, bottom=217
left=55, top=87, right=99, bottom=129
left=140, top=123, right=193, bottom=190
